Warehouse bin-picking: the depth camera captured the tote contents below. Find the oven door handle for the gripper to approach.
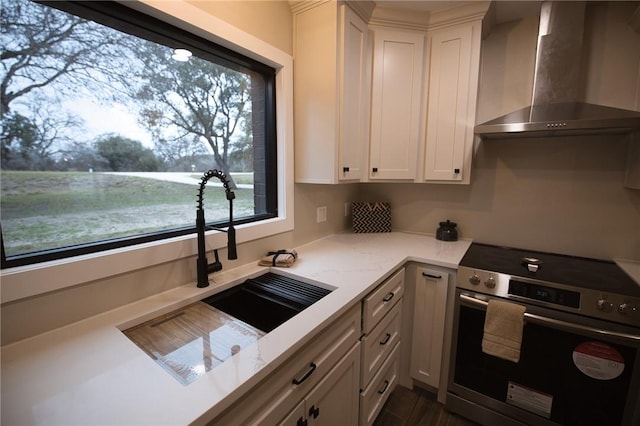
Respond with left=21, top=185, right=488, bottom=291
left=459, top=293, right=640, bottom=342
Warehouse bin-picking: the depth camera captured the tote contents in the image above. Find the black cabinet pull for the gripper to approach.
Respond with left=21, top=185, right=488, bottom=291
left=422, top=272, right=442, bottom=279
left=380, top=333, right=391, bottom=345
left=378, top=380, right=390, bottom=394
left=309, top=405, right=320, bottom=419
left=372, top=167, right=378, bottom=173
left=382, top=292, right=394, bottom=302
left=297, top=417, right=307, bottom=426
left=343, top=166, right=350, bottom=172
left=454, top=168, right=460, bottom=174
left=292, top=362, right=317, bottom=385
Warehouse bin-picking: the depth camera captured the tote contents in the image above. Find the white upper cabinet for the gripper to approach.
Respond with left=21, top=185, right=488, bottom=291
left=292, top=1, right=371, bottom=183
left=423, top=20, right=482, bottom=184
left=369, top=28, right=425, bottom=180
left=292, top=1, right=487, bottom=185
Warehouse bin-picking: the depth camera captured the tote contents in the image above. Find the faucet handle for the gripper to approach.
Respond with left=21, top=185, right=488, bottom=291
left=208, top=249, right=223, bottom=273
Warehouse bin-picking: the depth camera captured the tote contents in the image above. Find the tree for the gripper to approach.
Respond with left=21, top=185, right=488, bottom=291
left=1, top=0, right=137, bottom=169
left=0, top=102, right=81, bottom=170
left=135, top=44, right=253, bottom=187
left=0, top=0, right=130, bottom=119
left=1, top=0, right=254, bottom=178
left=57, top=140, right=108, bottom=172
left=1, top=111, right=38, bottom=170
left=94, top=135, right=160, bottom=172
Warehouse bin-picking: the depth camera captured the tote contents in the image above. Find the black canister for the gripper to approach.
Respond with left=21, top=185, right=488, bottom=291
left=436, top=220, right=458, bottom=241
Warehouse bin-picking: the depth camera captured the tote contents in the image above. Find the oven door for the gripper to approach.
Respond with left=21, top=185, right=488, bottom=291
left=447, top=289, right=640, bottom=426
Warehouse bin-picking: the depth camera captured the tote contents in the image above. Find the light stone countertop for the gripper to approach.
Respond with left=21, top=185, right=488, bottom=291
left=0, top=232, right=471, bottom=426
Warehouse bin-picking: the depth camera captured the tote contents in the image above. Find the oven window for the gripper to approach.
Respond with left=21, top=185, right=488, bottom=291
left=454, top=304, right=636, bottom=426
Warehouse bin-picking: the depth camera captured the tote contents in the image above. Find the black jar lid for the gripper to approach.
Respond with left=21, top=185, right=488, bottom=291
left=439, top=220, right=457, bottom=227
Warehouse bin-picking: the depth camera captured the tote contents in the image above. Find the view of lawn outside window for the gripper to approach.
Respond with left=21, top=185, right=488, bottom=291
left=0, top=0, right=276, bottom=267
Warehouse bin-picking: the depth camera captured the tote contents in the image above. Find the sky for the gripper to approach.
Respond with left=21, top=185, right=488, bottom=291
left=62, top=98, right=154, bottom=148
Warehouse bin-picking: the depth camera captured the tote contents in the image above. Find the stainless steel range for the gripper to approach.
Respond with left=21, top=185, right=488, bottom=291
left=447, top=243, right=640, bottom=426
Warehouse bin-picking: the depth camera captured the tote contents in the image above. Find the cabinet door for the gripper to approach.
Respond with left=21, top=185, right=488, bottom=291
left=293, top=3, right=370, bottom=184
left=213, top=305, right=361, bottom=425
left=424, top=23, right=480, bottom=183
left=410, top=267, right=448, bottom=388
left=279, top=344, right=360, bottom=426
left=307, top=343, right=361, bottom=426
left=279, top=400, right=306, bottom=426
left=338, top=5, right=369, bottom=181
left=369, top=29, right=424, bottom=180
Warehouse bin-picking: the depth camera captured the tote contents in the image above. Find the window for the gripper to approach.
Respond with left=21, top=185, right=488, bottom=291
left=0, top=0, right=278, bottom=268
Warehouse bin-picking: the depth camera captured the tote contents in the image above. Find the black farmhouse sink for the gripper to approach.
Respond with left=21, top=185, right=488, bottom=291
left=201, top=272, right=332, bottom=333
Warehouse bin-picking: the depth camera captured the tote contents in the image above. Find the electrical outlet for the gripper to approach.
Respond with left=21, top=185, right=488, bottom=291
left=316, top=206, right=327, bottom=223
left=344, top=202, right=350, bottom=217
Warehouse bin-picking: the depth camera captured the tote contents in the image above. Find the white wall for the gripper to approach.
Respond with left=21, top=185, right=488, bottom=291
left=359, top=4, right=640, bottom=261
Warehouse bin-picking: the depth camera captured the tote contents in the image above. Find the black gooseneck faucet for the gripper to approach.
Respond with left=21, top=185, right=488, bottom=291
left=196, top=169, right=238, bottom=288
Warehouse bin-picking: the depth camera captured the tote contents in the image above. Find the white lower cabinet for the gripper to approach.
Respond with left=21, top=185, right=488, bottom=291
left=360, top=343, right=399, bottom=426
left=359, top=268, right=405, bottom=426
left=213, top=268, right=411, bottom=426
left=280, top=343, right=361, bottom=426
left=361, top=301, right=401, bottom=387
left=362, top=268, right=405, bottom=333
left=212, top=305, right=361, bottom=425
left=410, top=266, right=449, bottom=388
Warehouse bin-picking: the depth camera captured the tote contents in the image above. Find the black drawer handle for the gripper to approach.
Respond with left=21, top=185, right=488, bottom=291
left=343, top=166, right=350, bottom=172
left=454, top=168, right=460, bottom=174
left=382, top=292, right=394, bottom=302
left=380, top=333, right=391, bottom=345
left=309, top=405, right=320, bottom=419
left=372, top=167, right=378, bottom=173
left=378, top=380, right=390, bottom=395
left=422, top=272, right=442, bottom=279
left=292, top=362, right=317, bottom=385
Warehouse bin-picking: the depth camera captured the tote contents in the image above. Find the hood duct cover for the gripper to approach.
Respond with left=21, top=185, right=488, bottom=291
left=475, top=1, right=640, bottom=139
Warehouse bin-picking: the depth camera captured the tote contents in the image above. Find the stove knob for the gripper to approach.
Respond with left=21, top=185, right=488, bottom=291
left=618, top=303, right=638, bottom=315
left=484, top=276, right=496, bottom=289
left=596, top=299, right=613, bottom=312
left=469, top=274, right=480, bottom=286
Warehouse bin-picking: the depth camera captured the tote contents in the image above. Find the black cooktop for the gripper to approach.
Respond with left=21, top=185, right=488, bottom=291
left=459, top=243, right=640, bottom=297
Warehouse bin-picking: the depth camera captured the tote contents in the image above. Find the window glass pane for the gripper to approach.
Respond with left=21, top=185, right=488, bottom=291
left=0, top=0, right=275, bottom=265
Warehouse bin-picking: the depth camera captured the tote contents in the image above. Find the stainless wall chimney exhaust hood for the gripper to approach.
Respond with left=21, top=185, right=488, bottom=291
left=475, top=1, right=640, bottom=139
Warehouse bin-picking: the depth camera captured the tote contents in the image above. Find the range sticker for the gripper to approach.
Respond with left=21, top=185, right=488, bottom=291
left=572, top=341, right=625, bottom=380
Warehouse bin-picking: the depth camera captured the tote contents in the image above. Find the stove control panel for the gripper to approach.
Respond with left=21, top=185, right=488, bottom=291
left=593, top=296, right=640, bottom=326
left=457, top=266, right=640, bottom=327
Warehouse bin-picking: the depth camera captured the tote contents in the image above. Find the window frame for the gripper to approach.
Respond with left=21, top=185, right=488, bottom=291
left=2, top=0, right=278, bottom=268
left=0, top=0, right=294, bottom=303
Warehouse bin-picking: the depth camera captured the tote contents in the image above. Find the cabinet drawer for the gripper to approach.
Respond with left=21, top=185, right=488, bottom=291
left=361, top=301, right=401, bottom=387
left=359, top=343, right=399, bottom=426
left=212, top=304, right=362, bottom=425
left=362, top=268, right=404, bottom=334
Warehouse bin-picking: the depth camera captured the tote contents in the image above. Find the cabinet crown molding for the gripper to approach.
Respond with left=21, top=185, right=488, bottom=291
left=290, top=0, right=375, bottom=21
left=369, top=1, right=490, bottom=32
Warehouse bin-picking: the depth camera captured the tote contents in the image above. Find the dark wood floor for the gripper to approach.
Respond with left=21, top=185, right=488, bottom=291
left=373, top=385, right=478, bottom=426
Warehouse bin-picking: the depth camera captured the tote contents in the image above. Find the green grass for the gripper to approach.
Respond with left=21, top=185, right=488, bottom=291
left=0, top=171, right=256, bottom=256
